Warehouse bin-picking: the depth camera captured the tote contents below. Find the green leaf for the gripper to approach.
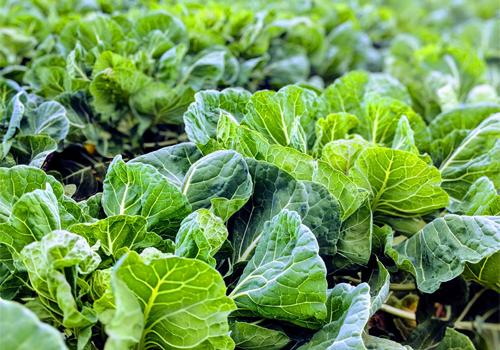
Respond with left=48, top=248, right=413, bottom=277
left=230, top=322, right=290, bottom=350
left=129, top=142, right=203, bottom=189
left=351, top=147, right=449, bottom=217
left=0, top=184, right=61, bottom=253
left=357, top=96, right=427, bottom=147
left=449, top=176, right=500, bottom=215
left=297, top=283, right=371, bottom=350
left=243, top=85, right=317, bottom=152
left=99, top=268, right=144, bottom=350
left=462, top=251, right=500, bottom=293
left=8, top=134, right=57, bottom=167
left=181, top=150, right=253, bottom=220
left=217, top=114, right=365, bottom=220
left=334, top=203, right=372, bottom=268
left=313, top=113, right=358, bottom=155
left=0, top=299, right=67, bottom=350
left=321, top=136, right=369, bottom=175
left=363, top=335, right=412, bottom=349
left=90, top=51, right=150, bottom=118
left=386, top=215, right=500, bottom=293
left=436, top=328, right=476, bottom=350
left=428, top=104, right=500, bottom=141
left=322, top=71, right=411, bottom=118
left=113, top=250, right=236, bottom=349
left=175, top=209, right=228, bottom=266
left=230, top=210, right=328, bottom=329
left=0, top=165, right=64, bottom=222
left=439, top=114, right=500, bottom=199
left=70, top=215, right=162, bottom=258
left=102, top=156, right=191, bottom=236
left=21, top=230, right=100, bottom=328
left=392, top=116, right=419, bottom=154
left=230, top=159, right=341, bottom=260
left=368, top=260, right=390, bottom=316
left=184, top=88, right=251, bottom=146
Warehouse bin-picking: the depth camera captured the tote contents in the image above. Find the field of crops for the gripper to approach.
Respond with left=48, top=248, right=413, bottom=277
left=0, top=0, right=499, bottom=349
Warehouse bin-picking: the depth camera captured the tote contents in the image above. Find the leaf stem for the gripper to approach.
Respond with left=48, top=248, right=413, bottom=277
left=390, top=282, right=416, bottom=291
left=456, top=288, right=487, bottom=323
left=380, top=304, right=416, bottom=320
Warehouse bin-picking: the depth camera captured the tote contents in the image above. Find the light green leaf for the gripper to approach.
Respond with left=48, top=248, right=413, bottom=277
left=99, top=268, right=144, bottom=350
left=130, top=83, right=194, bottom=125
left=321, top=136, right=369, bottom=175
left=113, top=251, right=236, bottom=349
left=129, top=142, right=202, bottom=188
left=70, top=215, right=162, bottom=258
left=230, top=322, right=290, bottom=350
left=439, top=114, right=500, bottom=199
left=0, top=299, right=67, bottom=350
left=90, top=51, right=150, bottom=118
left=386, top=215, right=500, bottom=293
left=449, top=176, right=500, bottom=215
left=334, top=203, right=372, bottom=268
left=230, top=210, right=327, bottom=329
left=436, top=328, right=476, bottom=350
left=21, top=230, right=100, bottom=328
left=322, top=71, right=411, bottom=118
left=181, top=150, right=253, bottom=220
left=230, top=159, right=341, bottom=260
left=462, top=251, right=500, bottom=293
left=102, top=156, right=191, bottom=236
left=243, top=85, right=317, bottom=152
left=313, top=113, right=358, bottom=155
left=0, top=184, right=61, bottom=253
left=217, top=115, right=365, bottom=220
left=0, top=166, right=64, bottom=222
left=184, top=88, right=251, bottom=146
left=392, top=116, right=419, bottom=154
left=351, top=147, right=449, bottom=217
left=175, top=209, right=228, bottom=266
left=429, top=103, right=500, bottom=141
left=8, top=135, right=57, bottom=167
left=297, top=283, right=371, bottom=350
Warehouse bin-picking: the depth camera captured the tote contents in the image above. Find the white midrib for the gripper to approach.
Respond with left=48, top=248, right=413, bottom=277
left=239, top=232, right=263, bottom=262
left=119, top=183, right=130, bottom=214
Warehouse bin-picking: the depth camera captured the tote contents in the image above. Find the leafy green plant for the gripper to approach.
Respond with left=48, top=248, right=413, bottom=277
left=0, top=0, right=499, bottom=349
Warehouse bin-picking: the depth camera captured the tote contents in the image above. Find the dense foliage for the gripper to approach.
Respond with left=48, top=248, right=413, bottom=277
left=0, top=0, right=499, bottom=349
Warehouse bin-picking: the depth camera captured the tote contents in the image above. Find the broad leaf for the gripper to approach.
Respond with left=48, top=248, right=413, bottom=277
left=70, top=215, right=162, bottom=258
left=351, top=147, right=449, bottom=217
left=297, top=283, right=371, bottom=350
left=436, top=328, right=476, bottom=350
left=230, top=322, right=291, bottom=350
left=386, top=215, right=500, bottom=293
left=230, top=210, right=328, bottom=329
left=439, top=114, right=500, bottom=199
left=184, top=88, right=251, bottom=146
left=21, top=230, right=100, bottom=328
left=0, top=299, right=68, bottom=350
left=113, top=250, right=236, bottom=349
left=102, top=156, right=191, bottom=236
left=129, top=142, right=202, bottom=188
left=449, top=176, right=500, bottom=216
left=230, top=159, right=341, bottom=260
left=313, top=112, right=358, bottom=155
left=243, top=85, right=317, bottom=152
left=462, top=251, right=500, bottom=293
left=175, top=209, right=228, bottom=266
left=181, top=150, right=253, bottom=220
